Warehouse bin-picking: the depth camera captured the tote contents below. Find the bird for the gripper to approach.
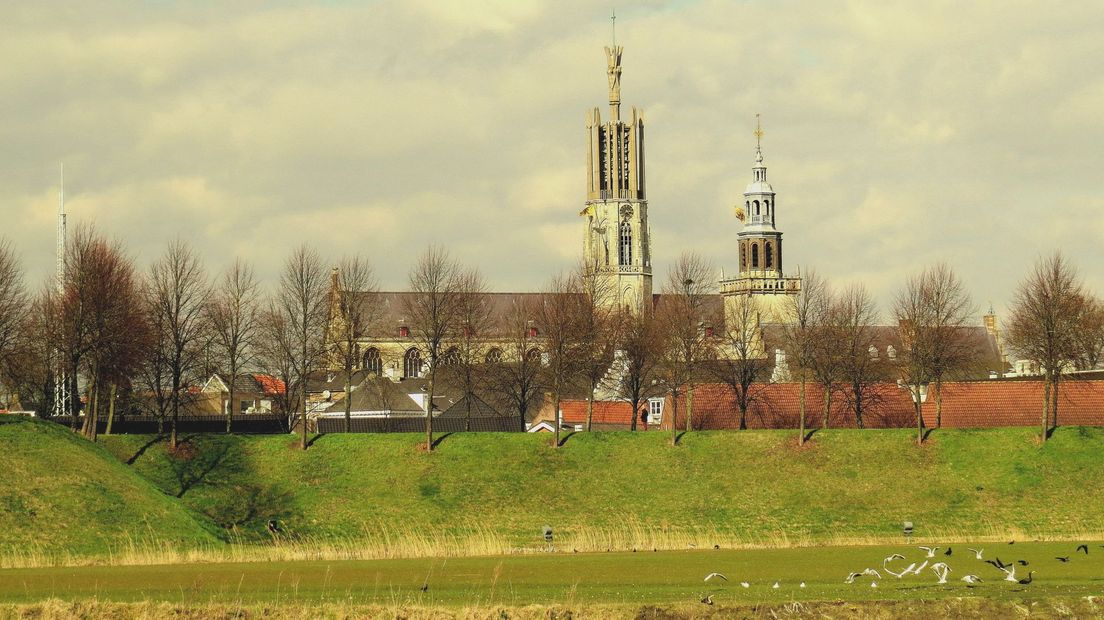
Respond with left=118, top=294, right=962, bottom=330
left=961, top=574, right=983, bottom=584
left=987, top=557, right=1012, bottom=570
left=913, top=560, right=929, bottom=575
left=699, top=594, right=713, bottom=606
left=572, top=548, right=578, bottom=554
left=883, top=553, right=905, bottom=565
left=944, top=547, right=953, bottom=556
left=931, top=562, right=952, bottom=584
left=772, top=582, right=780, bottom=589
left=799, top=582, right=806, bottom=588
left=687, top=543, right=697, bottom=549
left=846, top=572, right=863, bottom=584
left=1008, top=540, right=1016, bottom=545
left=1016, top=560, right=1029, bottom=566
left=704, top=572, right=728, bottom=582
left=1077, top=544, right=1089, bottom=555
left=266, top=520, right=282, bottom=534
left=885, top=562, right=915, bottom=579
left=420, top=582, right=429, bottom=593
left=968, top=547, right=984, bottom=560
left=919, top=546, right=940, bottom=558
left=740, top=582, right=750, bottom=588
left=632, top=548, right=637, bottom=553
left=1017, top=571, right=1034, bottom=585
left=1056, top=556, right=1070, bottom=563
left=870, top=582, right=878, bottom=588
left=713, top=544, right=720, bottom=550
left=862, top=568, right=882, bottom=579
left=999, top=565, right=1018, bottom=582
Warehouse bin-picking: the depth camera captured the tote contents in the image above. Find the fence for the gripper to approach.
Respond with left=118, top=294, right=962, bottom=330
left=315, top=414, right=521, bottom=434
left=46, top=413, right=289, bottom=435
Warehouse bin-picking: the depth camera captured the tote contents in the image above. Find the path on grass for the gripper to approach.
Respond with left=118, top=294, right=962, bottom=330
left=1, top=541, right=1102, bottom=607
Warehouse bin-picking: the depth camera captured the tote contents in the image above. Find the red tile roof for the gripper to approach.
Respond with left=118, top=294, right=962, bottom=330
left=922, top=380, right=1104, bottom=427
left=560, top=400, right=647, bottom=429
left=253, top=374, right=286, bottom=396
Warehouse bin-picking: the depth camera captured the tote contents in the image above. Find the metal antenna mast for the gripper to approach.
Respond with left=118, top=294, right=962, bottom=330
left=52, top=163, right=70, bottom=419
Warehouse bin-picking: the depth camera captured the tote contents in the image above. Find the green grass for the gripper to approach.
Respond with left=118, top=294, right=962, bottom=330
left=0, top=542, right=1101, bottom=608
left=96, top=426, right=1104, bottom=547
left=0, top=417, right=220, bottom=557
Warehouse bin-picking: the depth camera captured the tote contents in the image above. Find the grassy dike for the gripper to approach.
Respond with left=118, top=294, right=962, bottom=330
left=91, top=424, right=1104, bottom=549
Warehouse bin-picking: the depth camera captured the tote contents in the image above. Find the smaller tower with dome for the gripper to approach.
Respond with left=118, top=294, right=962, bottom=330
left=720, top=116, right=802, bottom=325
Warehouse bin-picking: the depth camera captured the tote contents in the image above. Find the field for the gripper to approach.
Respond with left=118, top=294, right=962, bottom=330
left=1, top=542, right=1103, bottom=618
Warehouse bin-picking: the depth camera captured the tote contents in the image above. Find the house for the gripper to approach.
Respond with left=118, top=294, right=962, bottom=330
left=201, top=373, right=286, bottom=415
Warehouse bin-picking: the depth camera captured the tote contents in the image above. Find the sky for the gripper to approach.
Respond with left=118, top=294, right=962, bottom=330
left=2, top=0, right=1102, bottom=320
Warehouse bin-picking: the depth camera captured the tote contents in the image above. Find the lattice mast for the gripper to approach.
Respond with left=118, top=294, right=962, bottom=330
left=52, top=164, right=70, bottom=418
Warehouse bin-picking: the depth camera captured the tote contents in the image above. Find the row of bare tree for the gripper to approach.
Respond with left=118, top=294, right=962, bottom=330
left=0, top=228, right=1100, bottom=450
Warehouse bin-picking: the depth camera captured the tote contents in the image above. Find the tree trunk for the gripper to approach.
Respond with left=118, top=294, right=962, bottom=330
left=822, top=386, right=831, bottom=430
left=670, top=388, right=678, bottom=446
left=685, top=385, right=694, bottom=433
left=425, top=363, right=435, bottom=451
left=90, top=382, right=100, bottom=442
left=553, top=391, right=561, bottom=448
left=105, top=383, right=117, bottom=435
left=344, top=369, right=352, bottom=434
left=630, top=397, right=638, bottom=432
left=227, top=378, right=235, bottom=434
left=853, top=383, right=864, bottom=430
left=300, top=378, right=309, bottom=451
left=586, top=389, right=594, bottom=432
left=464, top=386, right=472, bottom=433
left=1051, top=374, right=1060, bottom=434
left=1041, top=377, right=1050, bottom=443
left=798, top=372, right=806, bottom=445
left=914, top=390, right=924, bottom=446
left=934, top=379, right=943, bottom=429
left=80, top=378, right=94, bottom=437
left=170, top=395, right=179, bottom=451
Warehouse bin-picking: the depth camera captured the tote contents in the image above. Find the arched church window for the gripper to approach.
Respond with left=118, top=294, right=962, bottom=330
left=526, top=348, right=542, bottom=363
left=403, top=348, right=422, bottom=379
left=619, top=221, right=633, bottom=266
left=765, top=242, right=773, bottom=268
left=485, top=348, right=503, bottom=364
left=753, top=200, right=760, bottom=216
left=751, top=244, right=759, bottom=268
left=363, top=347, right=382, bottom=376
left=441, top=347, right=460, bottom=366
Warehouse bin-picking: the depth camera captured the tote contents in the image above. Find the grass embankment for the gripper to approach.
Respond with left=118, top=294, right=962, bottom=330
left=96, top=425, right=1104, bottom=552
left=0, top=417, right=220, bottom=557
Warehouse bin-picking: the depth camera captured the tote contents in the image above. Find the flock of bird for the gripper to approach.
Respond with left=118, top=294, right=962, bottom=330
left=697, top=541, right=1097, bottom=605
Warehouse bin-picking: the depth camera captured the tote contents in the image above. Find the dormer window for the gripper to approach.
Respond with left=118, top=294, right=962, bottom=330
left=529, top=326, right=539, bottom=337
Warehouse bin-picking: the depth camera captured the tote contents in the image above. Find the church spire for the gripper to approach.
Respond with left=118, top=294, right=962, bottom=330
left=752, top=113, right=767, bottom=182
left=605, top=9, right=622, bottom=122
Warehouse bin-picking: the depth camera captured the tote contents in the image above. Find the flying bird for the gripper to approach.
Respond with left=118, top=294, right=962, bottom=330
left=1056, top=556, right=1071, bottom=563
left=918, top=546, right=940, bottom=558
left=968, top=547, right=984, bottom=560
left=961, top=574, right=983, bottom=584
left=845, top=572, right=863, bottom=584
left=862, top=568, right=882, bottom=579
left=913, top=560, right=929, bottom=575
left=987, top=557, right=1012, bottom=570
left=1017, top=560, right=1029, bottom=566
left=999, top=565, right=1018, bottom=582
left=1077, top=544, right=1089, bottom=554
left=885, top=562, right=916, bottom=579
left=704, top=572, right=728, bottom=582
left=931, top=562, right=952, bottom=584
left=883, top=553, right=905, bottom=565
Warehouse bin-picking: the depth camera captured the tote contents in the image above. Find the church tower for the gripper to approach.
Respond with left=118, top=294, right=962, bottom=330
left=720, top=118, right=801, bottom=324
left=581, top=42, right=652, bottom=314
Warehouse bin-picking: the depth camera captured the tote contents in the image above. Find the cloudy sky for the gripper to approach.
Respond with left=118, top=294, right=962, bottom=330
left=3, top=1, right=1102, bottom=318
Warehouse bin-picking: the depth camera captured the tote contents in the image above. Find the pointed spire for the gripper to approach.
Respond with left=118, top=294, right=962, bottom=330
left=604, top=10, right=623, bottom=122
left=754, top=113, right=765, bottom=164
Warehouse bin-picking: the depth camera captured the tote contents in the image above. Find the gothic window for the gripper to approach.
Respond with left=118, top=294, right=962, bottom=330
left=751, top=244, right=759, bottom=268
left=526, top=348, right=542, bottom=363
left=765, top=242, right=773, bottom=268
left=403, top=348, right=422, bottom=379
left=619, top=221, right=633, bottom=266
left=363, top=347, right=382, bottom=376
left=485, top=348, right=503, bottom=364
left=441, top=347, right=460, bottom=366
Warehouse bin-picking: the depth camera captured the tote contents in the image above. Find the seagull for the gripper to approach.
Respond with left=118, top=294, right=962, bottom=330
left=704, top=572, right=728, bottom=582
left=885, top=562, right=915, bottom=578
left=740, top=582, right=750, bottom=588
left=961, top=574, right=983, bottom=584
left=931, top=562, right=952, bottom=584
left=1017, top=571, right=1034, bottom=585
left=799, top=582, right=806, bottom=588
left=912, top=560, right=929, bottom=575
left=919, top=546, right=940, bottom=558
left=1056, top=556, right=1071, bottom=563
left=999, top=565, right=1018, bottom=582
left=1077, top=544, right=1089, bottom=555
left=870, top=581, right=878, bottom=588
left=883, top=553, right=905, bottom=565
left=846, top=572, right=863, bottom=584
left=699, top=594, right=713, bottom=605
left=862, top=568, right=882, bottom=579
left=968, top=547, right=984, bottom=560
left=772, top=582, right=780, bottom=589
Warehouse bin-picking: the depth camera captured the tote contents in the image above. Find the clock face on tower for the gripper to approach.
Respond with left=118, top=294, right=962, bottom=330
left=619, top=203, right=633, bottom=219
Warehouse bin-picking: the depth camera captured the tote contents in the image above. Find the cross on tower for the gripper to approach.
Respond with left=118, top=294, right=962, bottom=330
left=754, top=113, right=764, bottom=148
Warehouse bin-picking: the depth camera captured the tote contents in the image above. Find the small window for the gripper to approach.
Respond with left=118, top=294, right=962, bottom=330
left=528, top=326, right=539, bottom=337
left=619, top=221, right=633, bottom=266
left=751, top=244, right=759, bottom=268
left=399, top=325, right=410, bottom=338
left=765, top=242, right=773, bottom=268
left=240, top=400, right=252, bottom=414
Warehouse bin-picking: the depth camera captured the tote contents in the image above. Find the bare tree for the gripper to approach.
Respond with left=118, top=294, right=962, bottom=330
left=489, top=296, right=544, bottom=432
left=275, top=245, right=329, bottom=451
left=537, top=273, right=586, bottom=448
left=833, top=284, right=883, bottom=429
left=0, top=239, right=28, bottom=372
left=615, top=308, right=665, bottom=432
left=440, top=269, right=491, bottom=432
left=780, top=268, right=828, bottom=444
left=576, top=265, right=618, bottom=432
left=658, top=252, right=716, bottom=442
left=404, top=245, right=465, bottom=451
left=207, top=259, right=260, bottom=433
left=806, top=284, right=843, bottom=429
left=708, top=295, right=765, bottom=431
left=1007, top=252, right=1086, bottom=442
left=148, top=240, right=209, bottom=450
left=255, top=304, right=297, bottom=419
left=330, top=256, right=378, bottom=433
left=1072, top=295, right=1104, bottom=371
